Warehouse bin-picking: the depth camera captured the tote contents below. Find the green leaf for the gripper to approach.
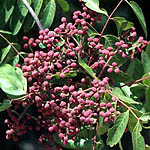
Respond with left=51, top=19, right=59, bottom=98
left=57, top=0, right=69, bottom=12
left=104, top=34, right=119, bottom=49
left=130, top=83, right=146, bottom=98
left=145, top=42, right=150, bottom=57
left=0, top=100, right=12, bottom=112
left=0, top=64, right=27, bottom=96
left=140, top=113, right=150, bottom=123
left=10, top=0, right=31, bottom=35
left=53, top=133, right=93, bottom=149
left=128, top=112, right=138, bottom=133
left=109, top=71, right=133, bottom=83
left=40, top=0, right=56, bottom=28
left=10, top=55, right=20, bottom=66
left=113, top=17, right=134, bottom=36
left=144, top=87, right=150, bottom=112
left=97, top=117, right=110, bottom=136
left=0, top=0, right=15, bottom=28
left=107, top=110, right=129, bottom=147
left=132, top=121, right=145, bottom=150
left=78, top=54, right=99, bottom=81
left=120, top=83, right=132, bottom=97
left=77, top=129, right=95, bottom=139
left=0, top=43, right=21, bottom=65
left=145, top=145, right=150, bottom=150
left=142, top=73, right=150, bottom=86
left=23, top=0, right=43, bottom=33
left=50, top=71, right=77, bottom=84
left=126, top=58, right=144, bottom=80
left=0, top=45, right=11, bottom=64
left=128, top=1, right=147, bottom=38
left=0, top=30, right=12, bottom=35
left=141, top=51, right=150, bottom=74
left=112, top=87, right=139, bottom=104
left=82, top=0, right=107, bottom=16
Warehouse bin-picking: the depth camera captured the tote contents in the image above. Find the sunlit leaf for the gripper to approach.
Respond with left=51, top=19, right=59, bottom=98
left=0, top=64, right=27, bottom=96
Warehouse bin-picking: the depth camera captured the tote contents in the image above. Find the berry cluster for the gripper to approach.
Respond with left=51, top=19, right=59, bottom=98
left=4, top=1, right=147, bottom=149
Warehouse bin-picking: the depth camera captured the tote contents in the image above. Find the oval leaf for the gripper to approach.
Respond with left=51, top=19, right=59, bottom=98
left=0, top=64, right=27, bottom=95
left=10, top=0, right=31, bottom=35
left=23, top=0, right=43, bottom=32
left=128, top=1, right=147, bottom=38
left=107, top=110, right=129, bottom=147
left=40, top=0, right=56, bottom=28
left=132, top=121, right=145, bottom=150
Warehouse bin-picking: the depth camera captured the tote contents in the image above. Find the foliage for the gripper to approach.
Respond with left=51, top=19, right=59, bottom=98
left=0, top=0, right=150, bottom=150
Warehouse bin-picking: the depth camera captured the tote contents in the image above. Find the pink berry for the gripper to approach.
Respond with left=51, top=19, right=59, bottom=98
left=114, top=68, right=120, bottom=74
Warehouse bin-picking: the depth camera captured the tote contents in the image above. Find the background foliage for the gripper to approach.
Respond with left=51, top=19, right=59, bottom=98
left=0, top=0, right=150, bottom=150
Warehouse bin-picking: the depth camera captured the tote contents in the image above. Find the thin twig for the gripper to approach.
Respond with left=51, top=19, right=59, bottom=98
left=21, top=0, right=44, bottom=30
left=100, top=0, right=124, bottom=36
left=0, top=33, right=25, bottom=59
left=120, top=74, right=150, bottom=87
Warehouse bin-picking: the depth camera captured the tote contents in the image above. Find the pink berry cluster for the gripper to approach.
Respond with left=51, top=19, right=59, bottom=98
left=4, top=1, right=148, bottom=149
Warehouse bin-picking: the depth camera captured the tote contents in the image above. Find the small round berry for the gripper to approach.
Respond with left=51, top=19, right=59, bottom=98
left=114, top=68, right=120, bottom=74
left=107, top=68, right=113, bottom=73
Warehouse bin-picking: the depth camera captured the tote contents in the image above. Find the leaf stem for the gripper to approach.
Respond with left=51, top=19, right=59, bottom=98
left=107, top=90, right=139, bottom=121
left=100, top=0, right=124, bottom=36
left=120, top=74, right=150, bottom=87
left=21, top=0, right=44, bottom=30
left=0, top=33, right=25, bottom=59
